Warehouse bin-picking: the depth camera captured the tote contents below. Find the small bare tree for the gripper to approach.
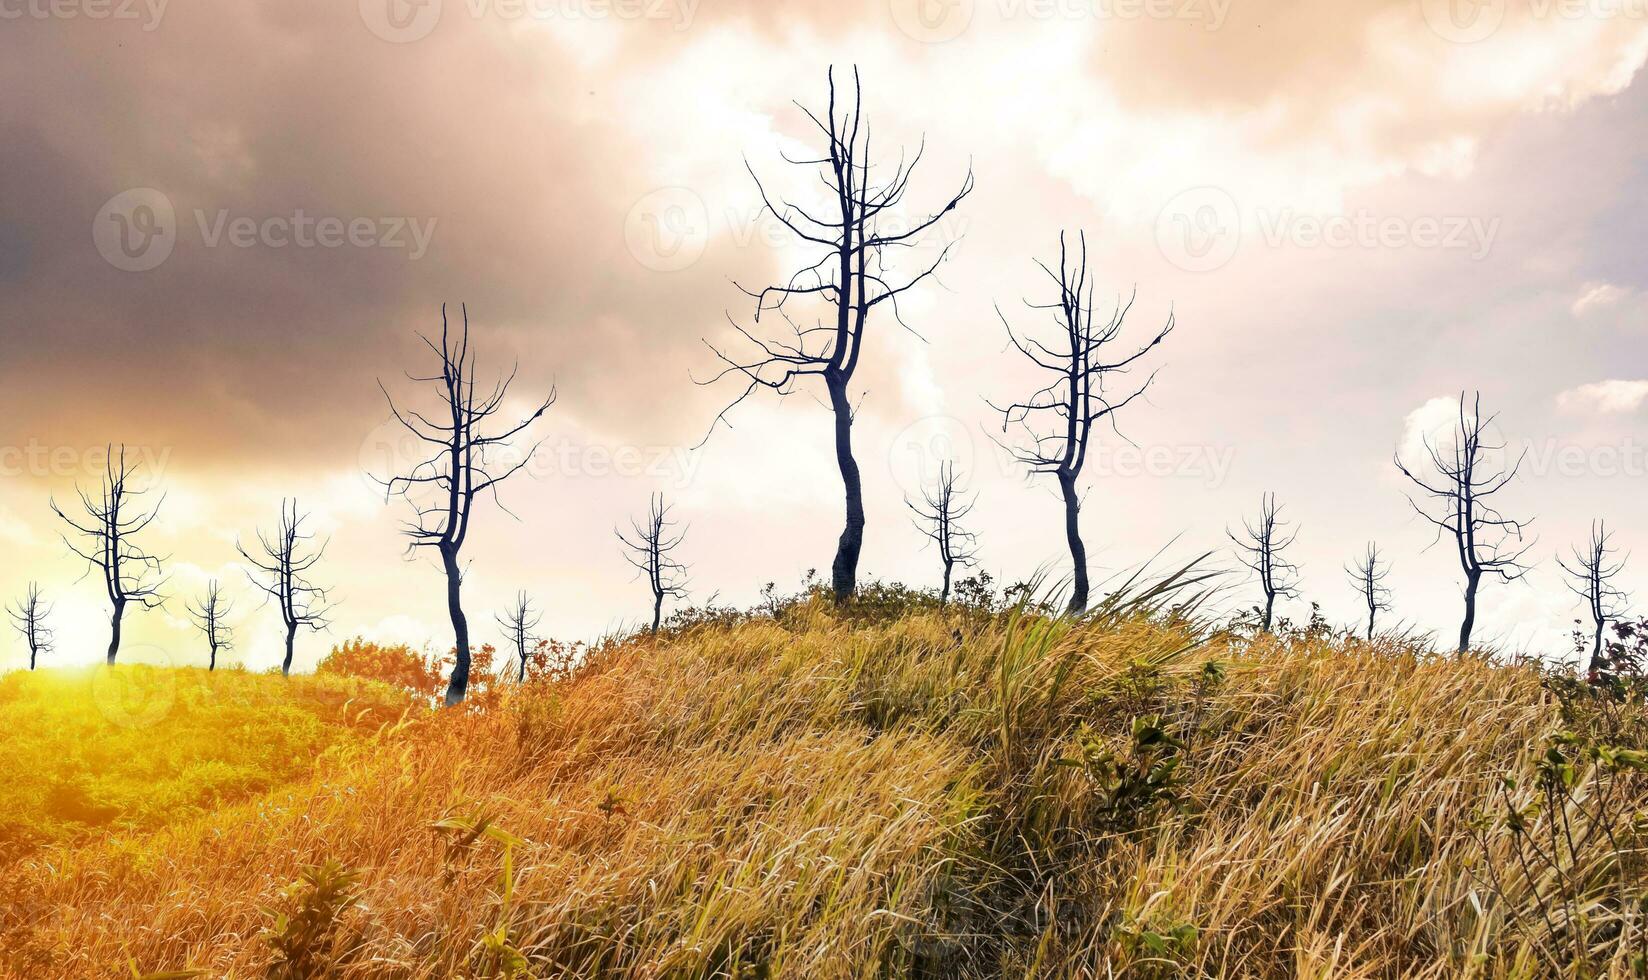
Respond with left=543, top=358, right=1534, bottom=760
left=617, top=493, right=688, bottom=635
left=496, top=591, right=542, bottom=683
left=52, top=445, right=166, bottom=664
left=1558, top=520, right=1628, bottom=675
left=239, top=499, right=330, bottom=677
left=906, top=460, right=979, bottom=606
left=698, top=66, right=972, bottom=604
left=1229, top=492, right=1300, bottom=633
left=378, top=304, right=555, bottom=706
left=993, top=232, right=1174, bottom=614
left=1345, top=542, right=1392, bottom=640
left=185, top=579, right=234, bottom=671
left=1395, top=391, right=1533, bottom=654
left=8, top=583, right=54, bottom=670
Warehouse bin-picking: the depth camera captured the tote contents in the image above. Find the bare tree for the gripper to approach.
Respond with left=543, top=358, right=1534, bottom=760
left=1395, top=391, right=1533, bottom=655
left=617, top=493, right=688, bottom=635
left=378, top=304, right=555, bottom=706
left=185, top=579, right=234, bottom=671
left=8, top=583, right=54, bottom=670
left=993, top=232, right=1174, bottom=614
left=496, top=590, right=542, bottom=683
left=52, top=445, right=166, bottom=664
left=1229, top=492, right=1300, bottom=632
left=1345, top=542, right=1392, bottom=640
left=698, top=66, right=972, bottom=604
left=238, top=499, right=330, bottom=677
left=1557, top=520, right=1628, bottom=675
left=906, top=460, right=979, bottom=606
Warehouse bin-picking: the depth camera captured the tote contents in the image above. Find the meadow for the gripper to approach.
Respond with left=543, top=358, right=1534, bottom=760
left=1, top=589, right=1644, bottom=978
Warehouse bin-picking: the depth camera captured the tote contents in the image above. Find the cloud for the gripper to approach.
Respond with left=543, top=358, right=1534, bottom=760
left=1571, top=281, right=1630, bottom=316
left=1557, top=379, right=1648, bottom=414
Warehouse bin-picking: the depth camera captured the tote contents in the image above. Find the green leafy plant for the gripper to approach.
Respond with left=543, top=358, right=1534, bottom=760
left=261, top=859, right=364, bottom=979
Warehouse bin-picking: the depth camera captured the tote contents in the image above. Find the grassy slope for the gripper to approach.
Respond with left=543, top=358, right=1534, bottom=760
left=0, top=666, right=413, bottom=857
left=0, top=606, right=1641, bottom=978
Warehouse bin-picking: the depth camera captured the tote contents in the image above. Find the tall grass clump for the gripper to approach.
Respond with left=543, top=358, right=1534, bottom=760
left=1, top=578, right=1644, bottom=977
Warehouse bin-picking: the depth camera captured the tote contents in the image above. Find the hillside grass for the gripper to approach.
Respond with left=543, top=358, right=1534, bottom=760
left=0, top=665, right=414, bottom=860
left=1, top=602, right=1644, bottom=978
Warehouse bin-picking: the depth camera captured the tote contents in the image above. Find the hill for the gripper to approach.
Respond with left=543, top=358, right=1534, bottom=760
left=1, top=601, right=1644, bottom=978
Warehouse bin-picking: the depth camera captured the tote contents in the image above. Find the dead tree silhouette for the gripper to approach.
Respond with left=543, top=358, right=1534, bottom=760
left=185, top=579, right=234, bottom=671
left=698, top=66, right=972, bottom=604
left=1557, top=519, right=1627, bottom=675
left=496, top=591, right=542, bottom=683
left=906, top=460, right=978, bottom=606
left=378, top=304, right=555, bottom=706
left=1229, top=492, right=1300, bottom=632
left=1395, top=391, right=1533, bottom=655
left=51, top=445, right=166, bottom=664
left=992, top=231, right=1174, bottom=614
left=1345, top=542, right=1392, bottom=640
left=238, top=499, right=330, bottom=677
left=7, top=582, right=54, bottom=670
left=617, top=493, right=688, bottom=635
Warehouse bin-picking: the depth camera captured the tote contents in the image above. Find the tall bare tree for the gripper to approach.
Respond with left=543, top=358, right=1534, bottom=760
left=1557, top=520, right=1628, bottom=675
left=496, top=590, right=542, bottom=683
left=1345, top=542, right=1392, bottom=640
left=378, top=304, right=555, bottom=706
left=699, top=66, right=972, bottom=604
left=1229, top=492, right=1300, bottom=632
left=8, top=582, right=54, bottom=670
left=185, top=579, right=234, bottom=671
left=52, top=445, right=166, bottom=664
left=239, top=499, right=330, bottom=677
left=907, top=460, right=979, bottom=606
left=993, top=232, right=1174, bottom=614
left=1395, top=391, right=1533, bottom=654
left=617, top=493, right=688, bottom=635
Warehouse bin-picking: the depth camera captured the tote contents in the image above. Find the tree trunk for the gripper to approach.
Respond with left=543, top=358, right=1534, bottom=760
left=1589, top=618, right=1605, bottom=675
left=1366, top=606, right=1375, bottom=641
left=443, top=549, right=470, bottom=707
left=1059, top=473, right=1088, bottom=615
left=107, top=599, right=125, bottom=665
left=209, top=641, right=217, bottom=671
left=517, top=643, right=528, bottom=684
left=29, top=644, right=37, bottom=670
left=940, top=560, right=953, bottom=607
left=1458, top=570, right=1480, bottom=655
left=282, top=622, right=297, bottom=677
left=651, top=593, right=663, bottom=635
left=1262, top=591, right=1275, bottom=632
left=828, top=378, right=864, bottom=604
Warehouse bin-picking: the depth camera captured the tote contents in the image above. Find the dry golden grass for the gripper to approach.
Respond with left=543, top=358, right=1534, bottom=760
left=1, top=601, right=1643, bottom=978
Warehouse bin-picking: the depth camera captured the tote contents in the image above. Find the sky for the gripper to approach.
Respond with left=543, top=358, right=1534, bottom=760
left=2, top=0, right=1647, bottom=673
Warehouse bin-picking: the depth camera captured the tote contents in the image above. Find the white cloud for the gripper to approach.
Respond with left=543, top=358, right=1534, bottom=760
left=1557, top=379, right=1648, bottom=415
left=1572, top=281, right=1629, bottom=316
